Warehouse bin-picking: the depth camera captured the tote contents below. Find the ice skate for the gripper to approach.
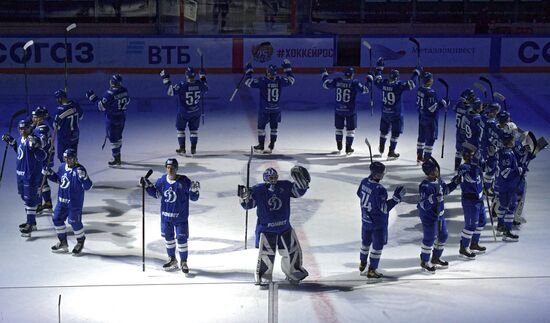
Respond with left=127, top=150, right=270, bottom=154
left=337, top=141, right=343, bottom=154
left=345, top=145, right=354, bottom=156
left=51, top=239, right=69, bottom=253
left=469, top=242, right=486, bottom=253
left=359, top=261, right=367, bottom=272
left=108, top=155, right=122, bottom=167
left=72, top=240, right=85, bottom=255
left=20, top=224, right=36, bottom=237
left=387, top=150, right=400, bottom=161
left=420, top=260, right=436, bottom=274
left=253, top=144, right=264, bottom=154
left=416, top=153, right=424, bottom=165
left=162, top=256, right=178, bottom=271
left=366, top=268, right=383, bottom=279
left=378, top=143, right=385, bottom=155
left=181, top=260, right=189, bottom=274
left=496, top=223, right=505, bottom=236
left=459, top=245, right=476, bottom=260
left=176, top=146, right=186, bottom=156
left=502, top=230, right=519, bottom=242
left=37, top=200, right=53, bottom=214
left=430, top=256, right=449, bottom=269
left=190, top=144, right=197, bottom=156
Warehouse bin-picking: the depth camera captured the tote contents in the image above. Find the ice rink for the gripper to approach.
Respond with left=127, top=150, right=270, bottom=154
left=0, top=72, right=549, bottom=322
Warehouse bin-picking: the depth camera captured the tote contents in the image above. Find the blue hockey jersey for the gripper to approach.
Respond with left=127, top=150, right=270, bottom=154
left=146, top=174, right=199, bottom=222
left=168, top=78, right=208, bottom=118
left=458, top=162, right=483, bottom=200
left=98, top=86, right=130, bottom=121
left=373, top=72, right=417, bottom=116
left=47, top=163, right=93, bottom=207
left=322, top=76, right=368, bottom=116
left=417, top=86, right=444, bottom=125
left=54, top=100, right=83, bottom=143
left=417, top=178, right=458, bottom=221
left=15, top=136, right=46, bottom=181
left=357, top=178, right=399, bottom=228
left=245, top=74, right=295, bottom=112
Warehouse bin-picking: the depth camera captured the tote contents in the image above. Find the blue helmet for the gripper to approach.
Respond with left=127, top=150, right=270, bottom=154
left=369, top=161, right=386, bottom=179
left=422, top=158, right=439, bottom=176
left=497, top=111, right=510, bottom=124
left=18, top=119, right=32, bottom=129
left=165, top=158, right=179, bottom=169
left=185, top=67, right=196, bottom=78
left=63, top=148, right=77, bottom=159
left=389, top=69, right=400, bottom=81
left=266, top=64, right=277, bottom=78
left=343, top=67, right=354, bottom=78
left=32, top=107, right=49, bottom=119
left=422, top=72, right=433, bottom=86
left=471, top=99, right=483, bottom=112
left=487, top=102, right=501, bottom=114
left=263, top=167, right=278, bottom=185
left=501, top=132, right=515, bottom=146
left=54, top=89, right=67, bottom=99
left=110, top=74, right=123, bottom=86
left=462, top=142, right=477, bottom=155
left=460, top=89, right=475, bottom=103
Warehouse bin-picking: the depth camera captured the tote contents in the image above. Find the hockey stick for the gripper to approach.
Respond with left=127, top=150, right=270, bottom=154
left=0, top=108, right=27, bottom=183
left=362, top=40, right=374, bottom=116
left=480, top=177, right=497, bottom=241
left=473, top=82, right=487, bottom=99
left=141, top=168, right=153, bottom=271
left=409, top=37, right=421, bottom=67
left=244, top=146, right=253, bottom=249
left=64, top=23, right=77, bottom=93
left=58, top=294, right=61, bottom=323
left=364, top=137, right=373, bottom=164
left=23, top=40, right=34, bottom=116
left=229, top=41, right=272, bottom=102
left=101, top=134, right=107, bottom=150
left=479, top=76, right=494, bottom=101
left=438, top=78, right=449, bottom=159
left=493, top=92, right=507, bottom=110
left=197, top=48, right=205, bottom=125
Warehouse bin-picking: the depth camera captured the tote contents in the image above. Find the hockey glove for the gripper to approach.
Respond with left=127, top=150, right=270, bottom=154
left=191, top=181, right=200, bottom=193
left=139, top=177, right=153, bottom=188
left=76, top=167, right=88, bottom=180
left=282, top=59, right=292, bottom=73
left=452, top=174, right=462, bottom=185
left=86, top=90, right=98, bottom=103
left=160, top=70, right=171, bottom=85
left=199, top=69, right=206, bottom=81
left=440, top=99, right=448, bottom=109
left=27, top=136, right=41, bottom=149
left=375, top=57, right=384, bottom=71
left=42, top=166, right=54, bottom=176
left=291, top=165, right=311, bottom=189
left=392, top=186, right=406, bottom=202
left=238, top=185, right=251, bottom=202
left=2, top=134, right=15, bottom=146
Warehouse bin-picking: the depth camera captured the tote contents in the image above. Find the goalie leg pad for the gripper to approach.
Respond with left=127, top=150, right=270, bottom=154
left=256, top=232, right=277, bottom=284
left=278, top=229, right=309, bottom=282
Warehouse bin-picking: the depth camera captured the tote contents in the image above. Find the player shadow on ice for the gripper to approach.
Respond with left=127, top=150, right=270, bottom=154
left=82, top=198, right=140, bottom=218
left=277, top=281, right=355, bottom=293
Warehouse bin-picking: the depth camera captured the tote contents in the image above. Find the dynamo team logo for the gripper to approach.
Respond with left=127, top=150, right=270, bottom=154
left=164, top=187, right=177, bottom=203
left=371, top=44, right=406, bottom=61
left=268, top=195, right=282, bottom=211
left=252, top=42, right=273, bottom=63
left=17, top=146, right=23, bottom=160
left=60, top=174, right=70, bottom=189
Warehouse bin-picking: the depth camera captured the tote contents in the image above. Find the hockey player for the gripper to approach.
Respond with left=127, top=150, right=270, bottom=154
left=160, top=67, right=208, bottom=156
left=456, top=143, right=487, bottom=260
left=416, top=72, right=447, bottom=163
left=239, top=166, right=310, bottom=285
left=43, top=148, right=93, bottom=255
left=373, top=58, right=420, bottom=160
left=53, top=89, right=83, bottom=163
left=86, top=74, right=130, bottom=167
left=245, top=60, right=295, bottom=154
left=142, top=158, right=200, bottom=274
left=495, top=133, right=522, bottom=241
left=357, top=161, right=405, bottom=279
left=31, top=107, right=54, bottom=214
left=453, top=89, right=476, bottom=171
left=417, top=158, right=461, bottom=272
left=321, top=67, right=370, bottom=155
left=480, top=103, right=501, bottom=197
left=460, top=99, right=484, bottom=163
left=2, top=119, right=46, bottom=237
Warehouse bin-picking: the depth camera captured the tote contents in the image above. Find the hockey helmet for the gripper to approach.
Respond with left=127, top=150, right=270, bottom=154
left=501, top=132, right=515, bottom=146
left=389, top=69, right=400, bottom=81
left=185, top=67, right=196, bottom=79
left=343, top=67, right=354, bottom=78
left=422, top=72, right=433, bottom=86
left=18, top=119, right=32, bottom=129
left=422, top=158, right=439, bottom=176
left=266, top=64, right=277, bottom=78
left=63, top=148, right=77, bottom=159
left=54, top=89, right=67, bottom=99
left=461, top=142, right=477, bottom=160
left=460, top=89, right=475, bottom=103
left=497, top=111, right=510, bottom=125
left=369, top=161, right=386, bottom=180
left=32, top=107, right=49, bottom=119
left=263, top=167, right=278, bottom=185
left=110, top=74, right=123, bottom=87
left=165, top=158, right=179, bottom=170
left=471, top=99, right=483, bottom=113
left=487, top=102, right=501, bottom=115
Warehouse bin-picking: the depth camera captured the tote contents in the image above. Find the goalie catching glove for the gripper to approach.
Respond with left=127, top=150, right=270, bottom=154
left=291, top=165, right=311, bottom=189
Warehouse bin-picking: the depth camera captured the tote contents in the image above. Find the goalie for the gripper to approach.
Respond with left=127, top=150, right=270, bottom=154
left=238, top=166, right=310, bottom=286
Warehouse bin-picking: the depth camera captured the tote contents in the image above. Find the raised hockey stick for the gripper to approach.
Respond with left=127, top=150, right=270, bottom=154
left=362, top=40, right=374, bottom=116
left=197, top=48, right=205, bottom=125
left=0, top=108, right=27, bottom=183
left=473, top=82, right=487, bottom=99
left=364, top=137, right=373, bottom=164
left=244, top=146, right=253, bottom=249
left=141, top=168, right=153, bottom=271
left=229, top=41, right=272, bottom=102
left=493, top=91, right=507, bottom=110
left=23, top=40, right=34, bottom=116
left=409, top=37, right=421, bottom=67
left=438, top=78, right=449, bottom=159
left=64, top=23, right=77, bottom=93
left=479, top=76, right=494, bottom=101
